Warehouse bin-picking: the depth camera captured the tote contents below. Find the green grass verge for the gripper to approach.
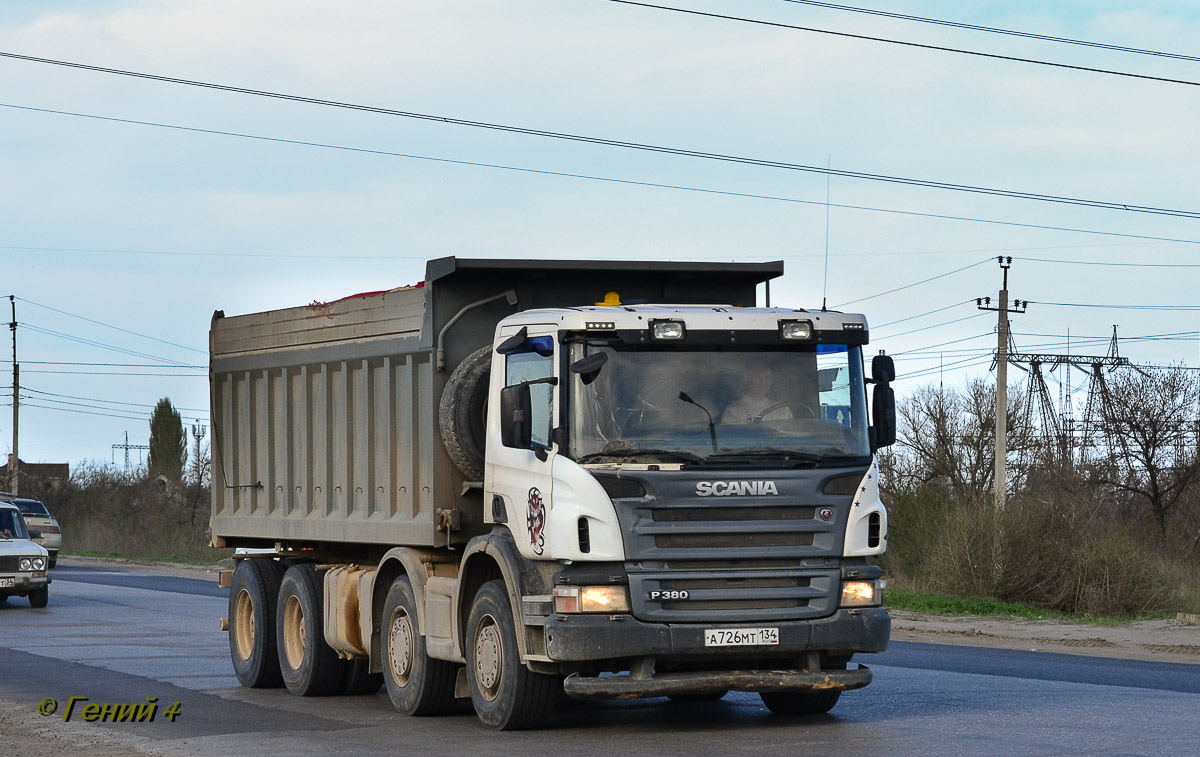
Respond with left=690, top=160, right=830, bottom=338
left=67, top=549, right=233, bottom=567
left=886, top=589, right=1170, bottom=624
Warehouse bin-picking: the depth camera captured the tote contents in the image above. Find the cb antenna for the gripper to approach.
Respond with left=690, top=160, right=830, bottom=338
left=821, top=155, right=831, bottom=312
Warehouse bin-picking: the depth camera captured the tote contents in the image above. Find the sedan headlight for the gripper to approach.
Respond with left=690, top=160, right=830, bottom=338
left=553, top=585, right=631, bottom=613
left=840, top=579, right=883, bottom=608
left=33, top=557, right=46, bottom=570
left=19, top=557, right=32, bottom=571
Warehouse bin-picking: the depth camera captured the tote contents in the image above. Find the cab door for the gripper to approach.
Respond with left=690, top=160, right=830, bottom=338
left=485, top=325, right=559, bottom=560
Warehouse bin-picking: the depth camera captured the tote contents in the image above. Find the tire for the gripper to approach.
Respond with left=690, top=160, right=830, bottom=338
left=438, top=345, right=492, bottom=480
left=28, top=586, right=49, bottom=608
left=228, top=559, right=286, bottom=688
left=381, top=576, right=457, bottom=715
left=340, top=657, right=384, bottom=696
left=276, top=564, right=345, bottom=696
left=49, top=553, right=58, bottom=569
left=466, top=580, right=558, bottom=730
left=759, top=690, right=841, bottom=715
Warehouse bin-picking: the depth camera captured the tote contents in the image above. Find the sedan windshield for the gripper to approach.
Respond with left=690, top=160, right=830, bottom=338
left=569, top=343, right=870, bottom=466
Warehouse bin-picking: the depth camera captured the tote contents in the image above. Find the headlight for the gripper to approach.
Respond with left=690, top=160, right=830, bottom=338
left=779, top=319, right=813, bottom=340
left=553, top=585, right=631, bottom=613
left=19, top=557, right=32, bottom=571
left=840, top=580, right=882, bottom=607
left=33, top=557, right=46, bottom=570
left=649, top=319, right=686, bottom=341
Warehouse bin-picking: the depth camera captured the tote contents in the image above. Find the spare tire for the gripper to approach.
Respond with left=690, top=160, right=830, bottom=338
left=439, top=345, right=492, bottom=480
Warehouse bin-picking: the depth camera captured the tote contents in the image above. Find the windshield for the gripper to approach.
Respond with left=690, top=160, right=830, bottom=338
left=568, top=342, right=870, bottom=466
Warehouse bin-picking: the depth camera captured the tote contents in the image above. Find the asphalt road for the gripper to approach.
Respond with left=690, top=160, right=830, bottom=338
left=1, top=565, right=1198, bottom=756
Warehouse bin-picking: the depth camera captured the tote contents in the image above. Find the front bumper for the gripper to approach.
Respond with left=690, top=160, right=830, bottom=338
left=544, top=607, right=890, bottom=661
left=564, top=664, right=872, bottom=700
left=546, top=607, right=888, bottom=701
left=0, top=572, right=51, bottom=594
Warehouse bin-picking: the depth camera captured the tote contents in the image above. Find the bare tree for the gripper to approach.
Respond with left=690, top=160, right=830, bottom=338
left=893, top=379, right=1031, bottom=501
left=1095, top=367, right=1200, bottom=540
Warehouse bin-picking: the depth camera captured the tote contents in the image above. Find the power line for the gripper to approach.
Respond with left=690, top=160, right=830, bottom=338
left=834, top=257, right=992, bottom=308
left=20, top=401, right=151, bottom=422
left=4, top=361, right=206, bottom=368
left=15, top=296, right=205, bottom=355
left=21, top=394, right=209, bottom=421
left=606, top=1, right=1200, bottom=89
left=871, top=300, right=973, bottom=330
left=1017, top=257, right=1200, bottom=268
left=774, top=0, right=1200, bottom=64
left=875, top=312, right=990, bottom=340
left=22, top=323, right=197, bottom=367
left=8, top=102, right=1200, bottom=247
left=20, top=370, right=205, bottom=377
left=1028, top=301, right=1200, bottom=311
left=22, top=386, right=209, bottom=414
left=2, top=58, right=1199, bottom=220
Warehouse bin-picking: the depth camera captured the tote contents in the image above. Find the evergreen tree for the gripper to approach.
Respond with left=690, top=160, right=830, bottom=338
left=148, top=397, right=187, bottom=482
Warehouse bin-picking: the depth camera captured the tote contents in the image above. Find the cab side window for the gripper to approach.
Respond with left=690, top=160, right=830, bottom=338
left=505, top=336, right=555, bottom=448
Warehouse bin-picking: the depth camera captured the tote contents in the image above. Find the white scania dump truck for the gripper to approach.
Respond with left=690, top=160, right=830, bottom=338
left=210, top=257, right=896, bottom=729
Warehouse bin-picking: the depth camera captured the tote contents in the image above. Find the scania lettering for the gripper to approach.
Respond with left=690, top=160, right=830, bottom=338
left=210, top=257, right=895, bottom=730
left=695, top=480, right=780, bottom=497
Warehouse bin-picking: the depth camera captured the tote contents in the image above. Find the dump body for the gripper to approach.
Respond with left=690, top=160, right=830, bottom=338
left=209, top=257, right=781, bottom=551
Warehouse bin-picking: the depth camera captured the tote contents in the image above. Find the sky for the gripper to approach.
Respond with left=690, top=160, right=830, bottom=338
left=3, top=0, right=1200, bottom=470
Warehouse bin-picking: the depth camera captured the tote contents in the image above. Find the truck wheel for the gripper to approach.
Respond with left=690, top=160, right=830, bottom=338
left=28, top=587, right=49, bottom=608
left=277, top=564, right=344, bottom=696
left=229, top=559, right=286, bottom=688
left=466, top=580, right=558, bottom=730
left=340, top=658, right=384, bottom=696
left=759, top=690, right=841, bottom=715
left=438, top=345, right=491, bottom=481
left=381, top=576, right=456, bottom=714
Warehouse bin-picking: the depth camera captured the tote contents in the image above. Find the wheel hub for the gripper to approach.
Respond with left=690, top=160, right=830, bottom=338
left=474, top=615, right=502, bottom=701
left=234, top=589, right=255, bottom=662
left=388, top=608, right=414, bottom=684
left=282, top=595, right=306, bottom=670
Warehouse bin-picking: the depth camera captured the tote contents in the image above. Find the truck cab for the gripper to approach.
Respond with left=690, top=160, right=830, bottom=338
left=481, top=304, right=891, bottom=704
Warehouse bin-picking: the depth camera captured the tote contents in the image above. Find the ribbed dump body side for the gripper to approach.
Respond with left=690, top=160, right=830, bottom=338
left=209, top=286, right=456, bottom=548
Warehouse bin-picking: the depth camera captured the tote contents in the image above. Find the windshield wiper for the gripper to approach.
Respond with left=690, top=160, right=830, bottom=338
left=703, top=449, right=868, bottom=468
left=576, top=448, right=706, bottom=465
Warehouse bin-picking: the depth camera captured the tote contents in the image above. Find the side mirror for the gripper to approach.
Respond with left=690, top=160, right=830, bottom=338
left=872, top=383, right=896, bottom=449
left=569, top=352, right=609, bottom=386
left=872, top=353, right=896, bottom=384
left=499, top=383, right=533, bottom=449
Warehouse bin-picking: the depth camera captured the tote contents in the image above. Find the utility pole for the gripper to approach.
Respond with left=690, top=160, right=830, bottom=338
left=976, top=258, right=1027, bottom=514
left=9, top=295, right=17, bottom=496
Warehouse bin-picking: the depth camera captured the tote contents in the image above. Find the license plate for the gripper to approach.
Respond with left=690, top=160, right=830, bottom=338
left=0, top=577, right=14, bottom=588
left=704, top=627, right=779, bottom=647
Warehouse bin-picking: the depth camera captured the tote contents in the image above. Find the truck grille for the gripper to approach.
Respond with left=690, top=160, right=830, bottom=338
left=628, top=564, right=838, bottom=622
left=617, top=494, right=845, bottom=622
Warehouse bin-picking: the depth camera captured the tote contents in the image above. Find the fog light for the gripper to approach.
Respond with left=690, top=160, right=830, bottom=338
left=649, top=320, right=686, bottom=340
left=553, top=585, right=630, bottom=613
left=840, top=580, right=880, bottom=607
